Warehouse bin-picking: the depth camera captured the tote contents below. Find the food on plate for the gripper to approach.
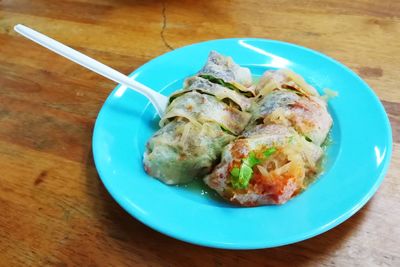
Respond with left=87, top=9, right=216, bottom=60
left=144, top=52, right=334, bottom=206
left=197, top=50, right=255, bottom=96
left=204, top=69, right=333, bottom=206
left=256, top=68, right=319, bottom=97
left=144, top=51, right=253, bottom=184
left=161, top=91, right=251, bottom=135
left=203, top=124, right=323, bottom=206
left=251, top=90, right=332, bottom=146
left=144, top=120, right=235, bottom=184
left=252, top=69, right=333, bottom=146
left=170, top=76, right=252, bottom=111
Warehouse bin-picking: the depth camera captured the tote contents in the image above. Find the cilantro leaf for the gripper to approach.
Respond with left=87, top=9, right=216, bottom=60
left=238, top=164, right=253, bottom=189
left=263, top=147, right=277, bottom=158
left=230, top=167, right=240, bottom=178
left=231, top=164, right=253, bottom=189
left=242, top=151, right=260, bottom=167
left=231, top=176, right=240, bottom=189
left=231, top=152, right=261, bottom=189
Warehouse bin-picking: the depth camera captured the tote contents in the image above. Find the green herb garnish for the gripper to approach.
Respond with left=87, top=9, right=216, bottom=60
left=238, top=164, right=253, bottom=189
left=230, top=148, right=276, bottom=189
left=242, top=152, right=260, bottom=167
left=305, top=136, right=313, bottom=142
left=230, top=152, right=258, bottom=189
left=230, top=167, right=240, bottom=177
left=263, top=147, right=277, bottom=158
left=231, top=164, right=253, bottom=189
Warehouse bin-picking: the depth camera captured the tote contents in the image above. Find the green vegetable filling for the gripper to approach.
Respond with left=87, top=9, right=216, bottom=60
left=199, top=74, right=238, bottom=91
left=305, top=136, right=313, bottom=142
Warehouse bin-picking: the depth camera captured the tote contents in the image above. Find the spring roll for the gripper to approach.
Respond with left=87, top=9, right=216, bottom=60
left=198, top=51, right=256, bottom=96
left=204, top=124, right=323, bottom=206
left=161, top=91, right=251, bottom=136
left=252, top=69, right=332, bottom=145
left=169, top=76, right=252, bottom=111
left=144, top=120, right=235, bottom=184
left=144, top=51, right=253, bottom=185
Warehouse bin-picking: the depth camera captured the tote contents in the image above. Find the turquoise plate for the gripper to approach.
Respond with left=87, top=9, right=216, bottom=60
left=92, top=39, right=392, bottom=249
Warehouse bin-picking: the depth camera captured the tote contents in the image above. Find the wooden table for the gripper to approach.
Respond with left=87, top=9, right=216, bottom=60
left=1, top=0, right=399, bottom=266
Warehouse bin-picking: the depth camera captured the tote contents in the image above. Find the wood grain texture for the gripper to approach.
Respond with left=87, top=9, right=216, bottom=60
left=0, top=0, right=399, bottom=266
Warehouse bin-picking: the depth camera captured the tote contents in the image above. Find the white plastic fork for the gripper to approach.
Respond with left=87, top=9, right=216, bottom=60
left=14, top=24, right=169, bottom=116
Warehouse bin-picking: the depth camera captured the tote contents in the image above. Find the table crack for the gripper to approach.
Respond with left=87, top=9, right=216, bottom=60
left=160, top=1, right=174, bottom=51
